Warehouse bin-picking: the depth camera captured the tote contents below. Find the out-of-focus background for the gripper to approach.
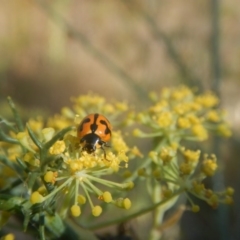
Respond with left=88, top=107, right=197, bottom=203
left=0, top=0, right=239, bottom=239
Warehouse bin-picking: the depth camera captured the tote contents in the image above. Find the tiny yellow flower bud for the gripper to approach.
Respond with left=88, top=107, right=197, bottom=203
left=1, top=233, right=15, bottom=240
left=179, top=162, right=193, bottom=175
left=217, top=124, right=232, bottom=137
left=102, top=191, right=112, bottom=203
left=226, top=187, right=234, bottom=196
left=49, top=140, right=66, bottom=155
left=160, top=147, right=176, bottom=164
left=92, top=206, right=102, bottom=217
left=71, top=205, right=81, bottom=217
left=125, top=181, right=134, bottom=190
left=149, top=151, right=157, bottom=160
left=157, top=112, right=173, bottom=127
left=191, top=124, right=208, bottom=141
left=182, top=149, right=200, bottom=162
left=132, top=129, right=143, bottom=137
left=44, top=171, right=54, bottom=183
left=201, top=156, right=218, bottom=176
left=77, top=195, right=86, bottom=204
left=30, top=191, right=44, bottom=204
left=37, top=186, right=47, bottom=195
left=208, top=194, right=219, bottom=208
left=191, top=205, right=200, bottom=213
left=177, top=117, right=191, bottom=129
left=207, top=110, right=220, bottom=122
left=123, top=198, right=131, bottom=209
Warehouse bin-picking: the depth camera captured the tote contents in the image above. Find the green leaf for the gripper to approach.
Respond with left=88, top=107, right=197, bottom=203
left=27, top=124, right=43, bottom=149
left=7, top=96, right=24, bottom=132
left=45, top=213, right=65, bottom=238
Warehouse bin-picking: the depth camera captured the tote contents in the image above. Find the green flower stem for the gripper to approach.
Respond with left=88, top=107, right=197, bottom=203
left=0, top=129, right=19, bottom=144
left=7, top=96, right=24, bottom=132
left=86, top=174, right=126, bottom=189
left=27, top=124, right=43, bottom=149
left=136, top=131, right=164, bottom=138
left=80, top=181, right=94, bottom=209
left=43, top=177, right=74, bottom=202
left=83, top=178, right=102, bottom=196
left=74, top=178, right=79, bottom=205
left=84, top=187, right=185, bottom=230
left=39, top=213, right=46, bottom=240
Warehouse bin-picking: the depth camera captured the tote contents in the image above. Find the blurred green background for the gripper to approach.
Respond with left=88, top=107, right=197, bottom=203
left=0, top=0, right=240, bottom=239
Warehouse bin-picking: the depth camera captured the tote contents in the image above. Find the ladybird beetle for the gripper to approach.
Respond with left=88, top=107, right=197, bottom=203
left=77, top=113, right=112, bottom=158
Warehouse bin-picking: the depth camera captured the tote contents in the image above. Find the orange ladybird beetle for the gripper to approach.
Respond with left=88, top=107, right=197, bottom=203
left=77, top=113, right=112, bottom=158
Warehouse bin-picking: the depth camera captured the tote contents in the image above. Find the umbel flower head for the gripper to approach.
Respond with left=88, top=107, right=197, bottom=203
left=129, top=86, right=233, bottom=211
left=0, top=95, right=136, bottom=228
left=134, top=86, right=232, bottom=141
left=0, top=88, right=233, bottom=239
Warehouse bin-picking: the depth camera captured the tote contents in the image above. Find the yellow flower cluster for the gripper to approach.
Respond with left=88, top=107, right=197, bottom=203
left=134, top=86, right=231, bottom=142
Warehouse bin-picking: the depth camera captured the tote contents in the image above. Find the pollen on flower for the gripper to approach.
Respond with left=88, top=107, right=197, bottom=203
left=149, top=100, right=168, bottom=113
left=179, top=162, right=193, bottom=175
left=191, top=124, right=208, bottom=141
left=192, top=181, right=205, bottom=195
left=201, top=155, right=218, bottom=176
left=111, top=131, right=129, bottom=153
left=115, top=102, right=128, bottom=111
left=156, top=111, right=173, bottom=128
left=102, top=191, right=112, bottom=203
left=170, top=86, right=193, bottom=101
left=182, top=148, right=200, bottom=162
left=44, top=171, right=57, bottom=183
left=71, top=205, right=81, bottom=217
left=207, top=110, right=220, bottom=122
left=177, top=117, right=191, bottom=129
left=92, top=205, right=102, bottom=217
left=49, top=140, right=66, bottom=155
left=196, top=92, right=219, bottom=108
left=30, top=191, right=44, bottom=204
